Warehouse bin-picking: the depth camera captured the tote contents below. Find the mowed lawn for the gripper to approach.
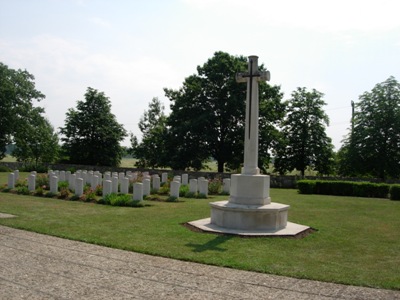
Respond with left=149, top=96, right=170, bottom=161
left=0, top=173, right=399, bottom=290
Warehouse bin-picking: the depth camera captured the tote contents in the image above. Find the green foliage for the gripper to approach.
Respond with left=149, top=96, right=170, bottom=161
left=197, top=193, right=208, bottom=199
left=0, top=63, right=45, bottom=159
left=166, top=196, right=178, bottom=202
left=165, top=51, right=285, bottom=172
left=338, top=77, right=400, bottom=179
left=184, top=191, right=196, bottom=198
left=34, top=186, right=44, bottom=196
left=80, top=189, right=97, bottom=202
left=19, top=164, right=48, bottom=173
left=179, top=184, right=189, bottom=197
left=16, top=186, right=30, bottom=195
left=60, top=87, right=127, bottom=167
left=130, top=98, right=169, bottom=168
left=15, top=178, right=27, bottom=188
left=298, top=180, right=390, bottom=199
left=58, top=188, right=70, bottom=199
left=158, top=183, right=170, bottom=195
left=208, top=178, right=222, bottom=195
left=44, top=191, right=57, bottom=198
left=389, top=185, right=400, bottom=201
left=58, top=181, right=69, bottom=189
left=0, top=165, right=12, bottom=172
left=12, top=109, right=59, bottom=166
left=103, top=193, right=144, bottom=207
left=274, top=87, right=334, bottom=176
left=35, top=174, right=49, bottom=189
left=296, top=180, right=316, bottom=194
left=94, top=184, right=102, bottom=196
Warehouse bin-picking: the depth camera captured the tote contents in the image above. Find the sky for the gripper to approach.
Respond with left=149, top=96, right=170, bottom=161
left=1, top=0, right=400, bottom=150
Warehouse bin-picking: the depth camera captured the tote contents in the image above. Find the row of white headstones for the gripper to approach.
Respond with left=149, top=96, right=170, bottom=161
left=7, top=170, right=232, bottom=201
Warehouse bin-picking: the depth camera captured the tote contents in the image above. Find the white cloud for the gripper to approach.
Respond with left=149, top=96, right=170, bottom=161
left=182, top=0, right=400, bottom=32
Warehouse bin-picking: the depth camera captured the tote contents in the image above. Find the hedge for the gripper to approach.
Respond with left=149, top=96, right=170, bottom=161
left=297, top=180, right=391, bottom=199
left=390, top=184, right=400, bottom=201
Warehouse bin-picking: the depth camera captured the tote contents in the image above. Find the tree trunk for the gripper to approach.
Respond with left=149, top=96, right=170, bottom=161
left=217, top=161, right=224, bottom=173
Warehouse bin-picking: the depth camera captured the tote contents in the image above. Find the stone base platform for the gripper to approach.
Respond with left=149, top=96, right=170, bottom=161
left=188, top=217, right=310, bottom=237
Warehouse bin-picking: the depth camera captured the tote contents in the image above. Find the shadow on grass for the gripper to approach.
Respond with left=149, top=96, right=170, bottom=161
left=185, top=235, right=233, bottom=253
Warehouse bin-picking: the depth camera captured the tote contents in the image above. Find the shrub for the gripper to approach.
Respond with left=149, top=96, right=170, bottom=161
left=197, top=193, right=208, bottom=199
left=297, top=180, right=316, bottom=194
left=58, top=187, right=70, bottom=199
left=166, top=196, right=178, bottom=202
left=179, top=185, right=189, bottom=197
left=110, top=194, right=131, bottom=206
left=158, top=184, right=170, bottom=195
left=36, top=174, right=49, bottom=189
left=58, top=181, right=69, bottom=190
left=34, top=186, right=45, bottom=196
left=20, top=164, right=48, bottom=173
left=184, top=191, right=197, bottom=198
left=94, top=184, right=103, bottom=196
left=353, top=182, right=389, bottom=198
left=208, top=178, right=222, bottom=195
left=80, top=189, right=97, bottom=202
left=16, top=186, right=30, bottom=195
left=15, top=178, right=28, bottom=188
left=45, top=192, right=57, bottom=198
left=389, top=185, right=400, bottom=201
left=0, top=165, right=12, bottom=172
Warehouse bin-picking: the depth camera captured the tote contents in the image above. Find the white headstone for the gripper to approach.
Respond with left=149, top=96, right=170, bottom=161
left=161, top=173, right=168, bottom=183
left=143, top=178, right=151, bottom=196
left=103, top=180, right=112, bottom=197
left=170, top=181, right=181, bottom=198
left=28, top=174, right=36, bottom=191
left=50, top=176, right=58, bottom=194
left=120, top=177, right=129, bottom=194
left=59, top=171, right=66, bottom=181
left=66, top=171, right=71, bottom=182
left=7, top=173, right=15, bottom=189
left=75, top=178, right=84, bottom=197
left=112, top=176, right=119, bottom=194
left=189, top=179, right=198, bottom=194
left=91, top=175, right=99, bottom=189
left=198, top=178, right=208, bottom=197
left=223, top=178, right=231, bottom=194
left=69, top=174, right=76, bottom=191
left=182, top=174, right=189, bottom=185
left=152, top=175, right=160, bottom=191
left=133, top=182, right=143, bottom=201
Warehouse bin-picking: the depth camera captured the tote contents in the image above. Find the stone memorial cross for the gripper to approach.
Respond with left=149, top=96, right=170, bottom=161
left=236, top=55, right=270, bottom=175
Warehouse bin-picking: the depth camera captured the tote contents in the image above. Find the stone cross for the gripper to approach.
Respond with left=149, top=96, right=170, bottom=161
left=236, top=55, right=270, bottom=175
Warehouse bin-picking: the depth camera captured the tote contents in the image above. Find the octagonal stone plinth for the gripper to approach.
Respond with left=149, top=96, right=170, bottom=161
left=210, top=200, right=289, bottom=231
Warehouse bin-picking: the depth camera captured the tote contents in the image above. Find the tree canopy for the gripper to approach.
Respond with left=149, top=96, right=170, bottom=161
left=13, top=107, right=59, bottom=167
left=164, top=51, right=284, bottom=172
left=338, top=76, right=400, bottom=179
left=0, top=62, right=45, bottom=159
left=274, top=87, right=334, bottom=176
left=60, top=87, right=127, bottom=167
left=130, top=97, right=169, bottom=168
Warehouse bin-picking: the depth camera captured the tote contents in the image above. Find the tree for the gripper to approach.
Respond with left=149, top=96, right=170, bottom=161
left=164, top=51, right=284, bottom=172
left=13, top=108, right=59, bottom=167
left=0, top=62, right=45, bottom=158
left=274, top=87, right=334, bottom=177
left=130, top=97, right=169, bottom=168
left=338, top=77, right=400, bottom=179
left=60, top=87, right=127, bottom=167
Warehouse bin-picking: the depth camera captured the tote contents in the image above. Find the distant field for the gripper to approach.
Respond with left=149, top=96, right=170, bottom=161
left=1, top=155, right=316, bottom=175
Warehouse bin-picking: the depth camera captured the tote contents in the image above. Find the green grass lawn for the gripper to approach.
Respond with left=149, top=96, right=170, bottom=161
left=0, top=173, right=399, bottom=290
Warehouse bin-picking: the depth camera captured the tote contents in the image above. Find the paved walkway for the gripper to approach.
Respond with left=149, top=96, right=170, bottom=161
left=0, top=225, right=399, bottom=300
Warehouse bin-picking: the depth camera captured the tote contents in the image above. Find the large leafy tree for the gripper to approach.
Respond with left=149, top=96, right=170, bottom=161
left=13, top=108, right=59, bottom=167
left=130, top=97, right=169, bottom=168
left=164, top=51, right=284, bottom=172
left=60, top=87, right=127, bottom=167
left=338, top=76, right=400, bottom=179
left=274, top=87, right=334, bottom=177
left=0, top=62, right=45, bottom=158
